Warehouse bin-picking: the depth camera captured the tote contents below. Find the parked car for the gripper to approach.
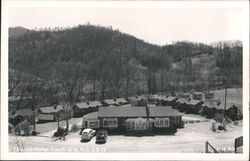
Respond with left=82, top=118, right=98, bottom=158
left=81, top=128, right=96, bottom=141
left=96, top=129, right=108, bottom=144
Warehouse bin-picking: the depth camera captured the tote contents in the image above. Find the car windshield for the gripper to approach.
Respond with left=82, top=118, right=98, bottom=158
left=97, top=131, right=106, bottom=135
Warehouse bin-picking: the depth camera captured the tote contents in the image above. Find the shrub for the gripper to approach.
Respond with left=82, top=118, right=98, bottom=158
left=14, top=125, right=21, bottom=135
left=54, top=127, right=67, bottom=137
left=18, top=121, right=31, bottom=136
left=70, top=124, right=80, bottom=133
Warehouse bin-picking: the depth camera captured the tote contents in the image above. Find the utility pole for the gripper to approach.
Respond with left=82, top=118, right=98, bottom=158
left=223, top=87, right=227, bottom=118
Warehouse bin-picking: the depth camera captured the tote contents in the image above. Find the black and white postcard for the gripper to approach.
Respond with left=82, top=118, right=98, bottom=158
left=1, top=0, right=249, bottom=160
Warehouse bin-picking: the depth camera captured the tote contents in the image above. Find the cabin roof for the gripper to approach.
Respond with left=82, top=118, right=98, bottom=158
left=39, top=105, right=63, bottom=113
left=193, top=92, right=203, bottom=95
left=76, top=101, right=102, bottom=109
left=166, top=96, right=177, bottom=102
left=176, top=98, right=188, bottom=104
left=116, top=98, right=128, bottom=103
left=186, top=99, right=202, bottom=105
left=104, top=99, right=117, bottom=105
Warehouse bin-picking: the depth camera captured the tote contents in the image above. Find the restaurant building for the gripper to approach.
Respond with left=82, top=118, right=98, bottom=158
left=82, top=105, right=183, bottom=133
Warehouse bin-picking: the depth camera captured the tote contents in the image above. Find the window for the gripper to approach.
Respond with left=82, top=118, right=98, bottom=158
left=103, top=118, right=118, bottom=128
left=88, top=120, right=100, bottom=129
left=126, top=121, right=134, bottom=130
left=155, top=118, right=170, bottom=127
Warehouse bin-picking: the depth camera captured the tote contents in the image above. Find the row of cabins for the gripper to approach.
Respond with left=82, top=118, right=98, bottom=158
left=175, top=98, right=242, bottom=121
left=8, top=98, right=129, bottom=125
left=37, top=98, right=129, bottom=122
left=129, top=92, right=242, bottom=121
left=82, top=106, right=183, bottom=133
left=9, top=91, right=242, bottom=127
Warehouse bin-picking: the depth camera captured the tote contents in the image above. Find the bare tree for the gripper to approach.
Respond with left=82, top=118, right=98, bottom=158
left=52, top=61, right=85, bottom=132
left=14, top=136, right=26, bottom=152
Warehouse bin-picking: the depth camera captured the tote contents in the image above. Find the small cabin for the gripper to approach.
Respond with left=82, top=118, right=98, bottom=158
left=73, top=101, right=102, bottom=117
left=200, top=99, right=222, bottom=118
left=161, top=96, right=178, bottom=106
left=226, top=104, right=242, bottom=121
left=204, top=92, right=214, bottom=100
left=103, top=99, right=117, bottom=106
left=192, top=92, right=204, bottom=100
left=186, top=99, right=203, bottom=114
left=128, top=96, right=148, bottom=106
left=37, top=105, right=63, bottom=122
left=175, top=98, right=189, bottom=112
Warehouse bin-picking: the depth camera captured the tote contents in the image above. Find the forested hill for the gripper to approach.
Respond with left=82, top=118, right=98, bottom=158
left=9, top=25, right=164, bottom=76
left=9, top=24, right=242, bottom=102
left=9, top=27, right=29, bottom=38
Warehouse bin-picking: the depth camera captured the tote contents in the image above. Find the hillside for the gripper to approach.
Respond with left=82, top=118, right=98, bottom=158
left=9, top=26, right=29, bottom=38
left=8, top=25, right=242, bottom=103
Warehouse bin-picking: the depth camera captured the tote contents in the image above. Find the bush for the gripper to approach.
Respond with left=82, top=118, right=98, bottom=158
left=70, top=124, right=80, bottom=133
left=54, top=127, right=67, bottom=137
left=14, top=125, right=21, bottom=135
left=18, top=121, right=31, bottom=136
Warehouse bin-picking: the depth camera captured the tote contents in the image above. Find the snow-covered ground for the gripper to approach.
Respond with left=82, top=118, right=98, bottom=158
left=9, top=114, right=243, bottom=153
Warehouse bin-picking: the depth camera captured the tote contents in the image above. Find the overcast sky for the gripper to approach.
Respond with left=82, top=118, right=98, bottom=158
left=9, top=7, right=243, bottom=45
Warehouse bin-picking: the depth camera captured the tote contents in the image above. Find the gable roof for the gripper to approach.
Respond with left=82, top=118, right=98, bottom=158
left=193, top=92, right=203, bottom=95
left=186, top=99, right=202, bottom=105
left=104, top=99, right=117, bottom=105
left=128, top=95, right=147, bottom=101
left=202, top=99, right=242, bottom=110
left=202, top=99, right=221, bottom=108
left=39, top=105, right=63, bottom=113
left=176, top=98, right=188, bottom=104
left=98, top=106, right=147, bottom=118
left=149, top=95, right=166, bottom=100
left=116, top=98, right=128, bottom=103
left=148, top=106, right=183, bottom=117
left=76, top=101, right=102, bottom=109
left=166, top=96, right=177, bottom=102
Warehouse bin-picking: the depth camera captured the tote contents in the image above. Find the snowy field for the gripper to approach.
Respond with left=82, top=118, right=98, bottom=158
left=9, top=114, right=243, bottom=153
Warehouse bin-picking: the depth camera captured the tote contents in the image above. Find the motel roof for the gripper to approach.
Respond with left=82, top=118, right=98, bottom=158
left=76, top=101, right=102, bottom=109
left=39, top=105, right=63, bottom=113
left=98, top=106, right=147, bottom=118
left=148, top=106, right=183, bottom=117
